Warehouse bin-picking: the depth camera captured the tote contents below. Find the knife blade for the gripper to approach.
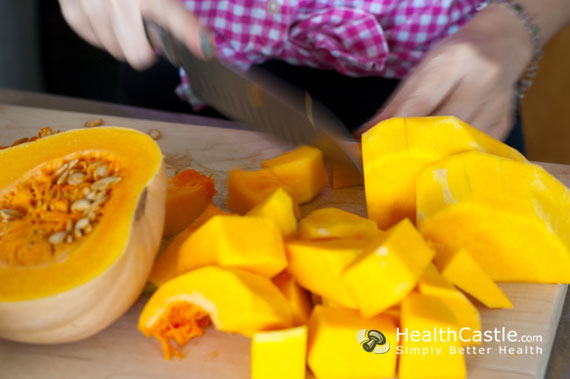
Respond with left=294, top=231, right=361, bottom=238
left=144, top=21, right=363, bottom=174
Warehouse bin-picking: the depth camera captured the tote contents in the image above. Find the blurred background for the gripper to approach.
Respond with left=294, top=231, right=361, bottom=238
left=1, top=0, right=569, bottom=164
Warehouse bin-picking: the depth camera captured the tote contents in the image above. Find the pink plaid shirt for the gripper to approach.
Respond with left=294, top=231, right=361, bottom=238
left=177, top=0, right=482, bottom=103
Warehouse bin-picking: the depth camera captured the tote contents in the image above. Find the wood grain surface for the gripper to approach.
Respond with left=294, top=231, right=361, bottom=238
left=0, top=104, right=568, bottom=379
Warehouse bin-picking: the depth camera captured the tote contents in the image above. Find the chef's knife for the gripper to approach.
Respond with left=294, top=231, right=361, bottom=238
left=144, top=21, right=363, bottom=174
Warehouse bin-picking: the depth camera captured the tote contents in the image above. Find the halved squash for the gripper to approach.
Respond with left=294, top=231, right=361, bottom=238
left=0, top=127, right=166, bottom=343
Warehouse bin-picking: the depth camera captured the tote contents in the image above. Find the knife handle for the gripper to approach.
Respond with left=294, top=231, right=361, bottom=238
left=143, top=19, right=216, bottom=65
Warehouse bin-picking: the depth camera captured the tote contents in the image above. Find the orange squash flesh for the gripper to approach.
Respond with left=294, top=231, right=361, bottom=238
left=261, top=145, right=329, bottom=203
left=163, top=169, right=215, bottom=237
left=138, top=266, right=293, bottom=359
left=147, top=301, right=211, bottom=360
left=148, top=204, right=230, bottom=287
left=331, top=161, right=364, bottom=189
left=227, top=168, right=290, bottom=214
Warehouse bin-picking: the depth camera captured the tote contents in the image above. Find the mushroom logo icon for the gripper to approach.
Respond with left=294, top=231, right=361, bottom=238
left=356, top=329, right=390, bottom=354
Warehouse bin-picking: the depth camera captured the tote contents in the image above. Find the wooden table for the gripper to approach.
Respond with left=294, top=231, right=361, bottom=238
left=0, top=89, right=569, bottom=379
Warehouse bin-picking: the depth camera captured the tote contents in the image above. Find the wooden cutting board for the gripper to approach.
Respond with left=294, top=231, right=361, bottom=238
left=0, top=104, right=568, bottom=379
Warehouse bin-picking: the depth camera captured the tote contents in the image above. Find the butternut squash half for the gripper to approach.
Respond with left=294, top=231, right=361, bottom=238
left=0, top=127, right=166, bottom=343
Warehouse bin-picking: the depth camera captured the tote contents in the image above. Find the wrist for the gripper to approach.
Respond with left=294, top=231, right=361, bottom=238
left=479, top=1, right=542, bottom=97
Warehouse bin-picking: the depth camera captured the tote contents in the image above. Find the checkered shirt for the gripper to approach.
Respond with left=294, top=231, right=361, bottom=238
left=177, top=0, right=482, bottom=104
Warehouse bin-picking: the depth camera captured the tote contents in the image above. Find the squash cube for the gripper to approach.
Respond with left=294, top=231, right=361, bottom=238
left=362, top=116, right=526, bottom=229
left=177, top=215, right=287, bottom=278
left=248, top=188, right=298, bottom=238
left=417, top=263, right=481, bottom=343
left=341, top=219, right=434, bottom=317
left=163, top=169, right=215, bottom=237
left=417, top=150, right=570, bottom=282
left=149, top=204, right=230, bottom=287
left=286, top=239, right=368, bottom=308
left=299, top=207, right=381, bottom=241
left=331, top=160, right=364, bottom=189
left=272, top=271, right=312, bottom=325
left=399, top=293, right=466, bottom=379
left=227, top=168, right=289, bottom=214
left=433, top=247, right=512, bottom=308
left=307, top=306, right=397, bottom=379
left=251, top=326, right=308, bottom=379
left=261, top=145, right=329, bottom=204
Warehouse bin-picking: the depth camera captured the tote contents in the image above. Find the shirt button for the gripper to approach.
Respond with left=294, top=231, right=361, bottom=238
left=267, top=0, right=280, bottom=14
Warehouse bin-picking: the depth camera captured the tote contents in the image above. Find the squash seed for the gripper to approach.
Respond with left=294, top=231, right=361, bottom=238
left=49, top=231, right=67, bottom=245
left=84, top=119, right=103, bottom=128
left=75, top=217, right=90, bottom=230
left=148, top=129, right=162, bottom=140
left=71, top=199, right=91, bottom=213
left=73, top=229, right=83, bottom=239
left=56, top=169, right=70, bottom=185
left=0, top=208, right=23, bottom=220
left=66, top=235, right=74, bottom=244
left=54, top=163, right=69, bottom=177
left=92, top=176, right=120, bottom=191
left=94, top=164, right=109, bottom=180
left=67, top=158, right=79, bottom=170
left=84, top=224, right=93, bottom=234
left=67, top=172, right=86, bottom=186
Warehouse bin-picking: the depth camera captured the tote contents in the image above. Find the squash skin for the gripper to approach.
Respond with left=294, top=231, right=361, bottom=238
left=0, top=127, right=167, bottom=343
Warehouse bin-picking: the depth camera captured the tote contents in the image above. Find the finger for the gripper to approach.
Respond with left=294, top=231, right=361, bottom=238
left=355, top=57, right=462, bottom=137
left=79, top=0, right=125, bottom=61
left=59, top=0, right=102, bottom=48
left=109, top=0, right=157, bottom=70
left=469, top=97, right=514, bottom=140
left=429, top=79, right=486, bottom=123
left=354, top=69, right=456, bottom=138
left=385, top=65, right=460, bottom=118
left=140, top=0, right=211, bottom=60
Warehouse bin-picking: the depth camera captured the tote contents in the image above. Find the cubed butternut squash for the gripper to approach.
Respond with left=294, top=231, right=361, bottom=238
left=433, top=247, right=512, bottom=308
left=248, top=188, right=298, bottom=238
left=341, top=219, right=434, bottom=317
left=261, top=145, right=329, bottom=204
left=286, top=239, right=368, bottom=309
left=398, top=293, right=466, bottom=379
left=227, top=168, right=287, bottom=214
left=177, top=215, right=287, bottom=278
left=298, top=208, right=381, bottom=241
left=417, top=263, right=481, bottom=342
left=251, top=326, right=307, bottom=379
left=307, top=306, right=397, bottom=379
left=163, top=169, right=215, bottom=237
left=149, top=204, right=230, bottom=287
left=272, top=271, right=312, bottom=325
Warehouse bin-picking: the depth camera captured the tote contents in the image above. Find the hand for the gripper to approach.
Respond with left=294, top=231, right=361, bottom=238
left=357, top=5, right=534, bottom=141
left=59, top=0, right=209, bottom=70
